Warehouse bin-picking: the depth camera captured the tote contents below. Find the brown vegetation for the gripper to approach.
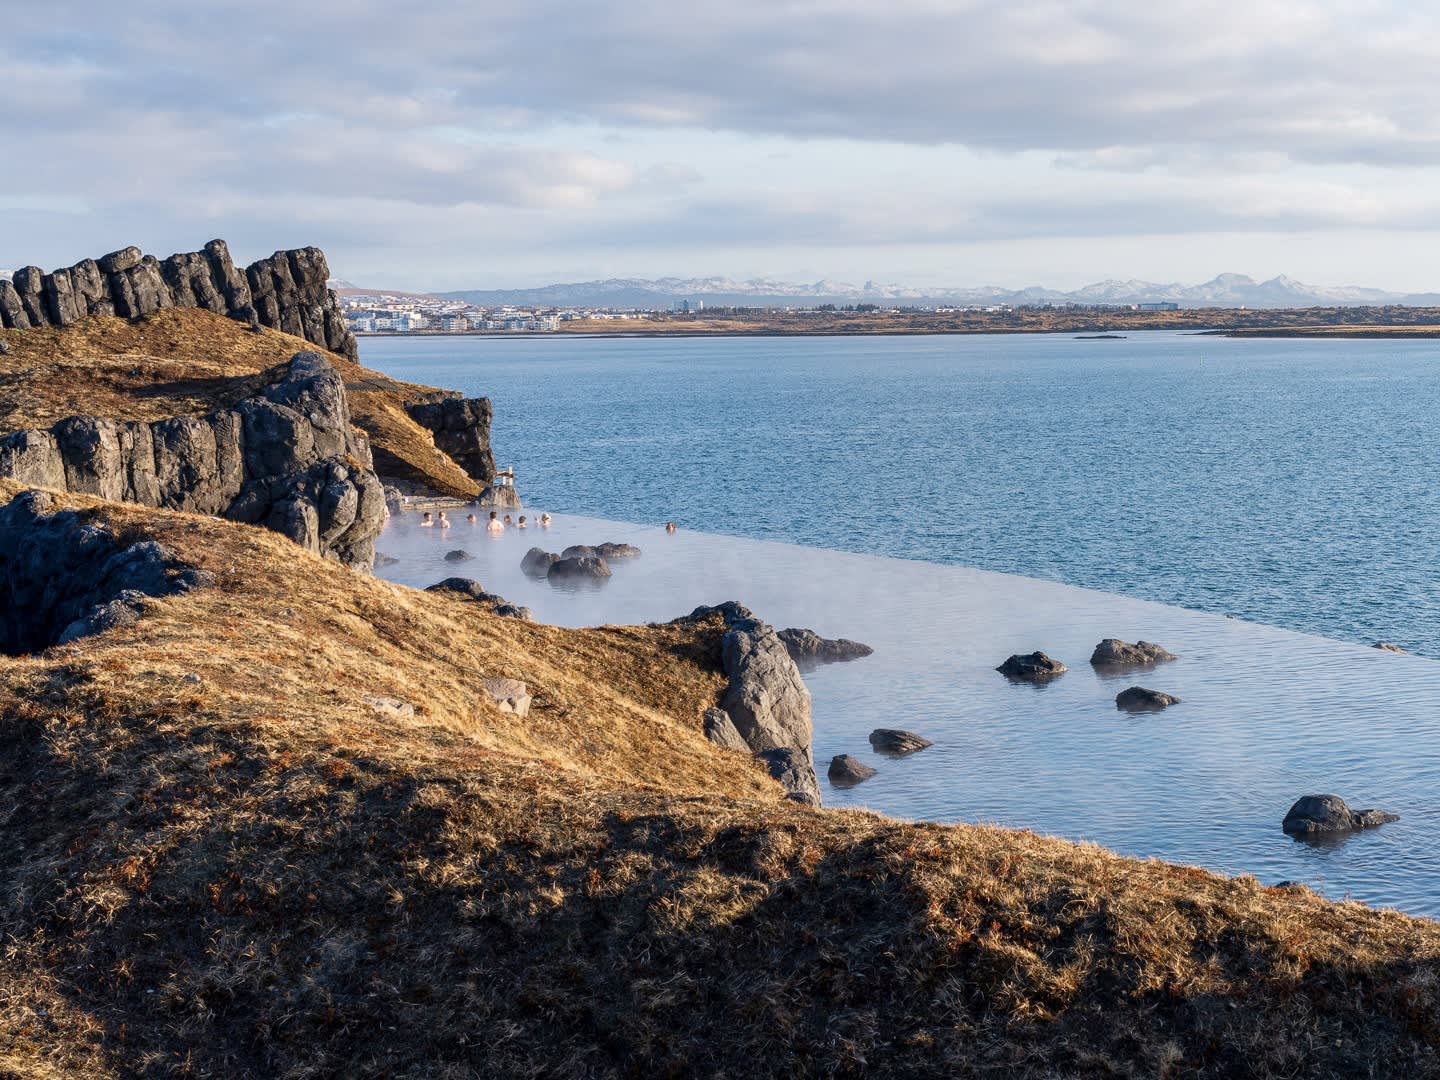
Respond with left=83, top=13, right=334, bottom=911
left=3, top=482, right=1440, bottom=1078
left=0, top=309, right=479, bottom=498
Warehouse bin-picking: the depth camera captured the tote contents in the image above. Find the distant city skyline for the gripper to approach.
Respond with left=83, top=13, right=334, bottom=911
left=6, top=2, right=1440, bottom=293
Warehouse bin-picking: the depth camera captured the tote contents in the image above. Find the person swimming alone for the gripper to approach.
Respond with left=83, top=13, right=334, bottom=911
left=487, top=511, right=504, bottom=534
left=420, top=512, right=434, bottom=527
left=665, top=521, right=677, bottom=534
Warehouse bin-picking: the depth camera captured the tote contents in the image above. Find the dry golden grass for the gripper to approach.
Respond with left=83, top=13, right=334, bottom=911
left=0, top=309, right=479, bottom=498
left=2, top=483, right=1440, bottom=1077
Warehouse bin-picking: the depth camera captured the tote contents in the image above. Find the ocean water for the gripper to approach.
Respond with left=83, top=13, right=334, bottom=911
left=362, top=331, right=1440, bottom=658
left=361, top=331, right=1440, bottom=914
left=375, top=510, right=1440, bottom=916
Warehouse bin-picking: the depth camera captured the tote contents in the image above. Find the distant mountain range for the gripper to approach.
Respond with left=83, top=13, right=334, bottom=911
left=384, top=273, right=1440, bottom=310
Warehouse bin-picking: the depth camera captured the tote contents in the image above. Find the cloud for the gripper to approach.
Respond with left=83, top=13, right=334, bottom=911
left=6, top=1, right=1440, bottom=285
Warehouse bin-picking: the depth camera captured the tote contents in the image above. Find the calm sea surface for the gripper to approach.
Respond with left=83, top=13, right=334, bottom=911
left=363, top=331, right=1440, bottom=657
left=362, top=332, right=1440, bottom=915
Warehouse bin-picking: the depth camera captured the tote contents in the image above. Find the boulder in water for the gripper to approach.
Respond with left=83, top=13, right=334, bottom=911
left=868, top=728, right=932, bottom=756
left=996, top=652, right=1066, bottom=682
left=548, top=556, right=611, bottom=580
left=1282, top=794, right=1398, bottom=835
left=827, top=754, right=877, bottom=786
left=1115, top=686, right=1180, bottom=711
left=1090, top=638, right=1177, bottom=666
left=443, top=549, right=474, bottom=563
left=521, top=547, right=559, bottom=576
left=778, top=627, right=874, bottom=667
left=1373, top=642, right=1407, bottom=654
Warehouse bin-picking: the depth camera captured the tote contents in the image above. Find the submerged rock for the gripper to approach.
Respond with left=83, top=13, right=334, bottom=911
left=996, top=652, right=1067, bottom=682
left=374, top=552, right=399, bottom=567
left=1115, top=686, right=1181, bottom=711
left=828, top=755, right=877, bottom=786
left=1282, top=794, right=1399, bottom=835
left=444, top=549, right=474, bottom=563
left=868, top=728, right=932, bottom=756
left=1090, top=639, right=1177, bottom=666
left=561, top=544, right=599, bottom=559
left=548, top=556, right=611, bottom=581
left=777, top=627, right=874, bottom=667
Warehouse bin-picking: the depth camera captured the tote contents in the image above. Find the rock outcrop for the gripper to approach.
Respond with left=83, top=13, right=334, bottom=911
left=425, top=577, right=534, bottom=621
left=405, top=397, right=495, bottom=484
left=0, top=352, right=385, bottom=567
left=1282, top=794, right=1399, bottom=835
left=1115, top=686, right=1181, bottom=711
left=1090, top=639, right=1178, bottom=666
left=694, top=601, right=819, bottom=806
left=0, top=240, right=356, bottom=359
left=996, top=651, right=1067, bottom=683
left=0, top=489, right=212, bottom=654
left=777, top=627, right=874, bottom=668
left=869, top=729, right=933, bottom=756
left=562, top=542, right=641, bottom=561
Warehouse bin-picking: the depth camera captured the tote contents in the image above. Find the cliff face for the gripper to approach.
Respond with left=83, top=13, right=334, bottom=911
left=0, top=239, right=357, bottom=359
left=0, top=352, right=384, bottom=566
left=405, top=395, right=496, bottom=485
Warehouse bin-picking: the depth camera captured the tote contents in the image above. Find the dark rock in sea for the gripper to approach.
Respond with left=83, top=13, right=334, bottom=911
left=1373, top=642, right=1407, bottom=654
left=374, top=552, right=399, bottom=567
left=868, top=728, right=932, bottom=756
left=777, top=627, right=874, bottom=668
left=0, top=351, right=385, bottom=567
left=596, top=542, right=641, bottom=560
left=1090, top=638, right=1177, bottom=666
left=0, top=489, right=212, bottom=654
left=1282, top=794, right=1399, bottom=835
left=828, top=754, right=877, bottom=786
left=521, top=547, right=559, bottom=576
left=560, top=542, right=641, bottom=560
left=548, top=556, right=611, bottom=581
left=1115, top=686, right=1181, bottom=711
left=996, top=651, right=1067, bottom=682
left=443, top=549, right=474, bottom=563
left=425, top=577, right=533, bottom=621
left=404, top=397, right=495, bottom=485
left=690, top=601, right=819, bottom=807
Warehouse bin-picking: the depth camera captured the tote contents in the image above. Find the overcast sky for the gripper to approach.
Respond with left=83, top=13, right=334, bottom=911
left=5, top=0, right=1440, bottom=291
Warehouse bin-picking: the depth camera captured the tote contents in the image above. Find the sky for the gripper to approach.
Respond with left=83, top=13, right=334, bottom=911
left=4, top=0, right=1440, bottom=292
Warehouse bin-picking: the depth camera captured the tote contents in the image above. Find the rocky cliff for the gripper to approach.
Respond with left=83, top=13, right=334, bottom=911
left=0, top=351, right=384, bottom=566
left=404, top=395, right=496, bottom=485
left=0, top=239, right=356, bottom=359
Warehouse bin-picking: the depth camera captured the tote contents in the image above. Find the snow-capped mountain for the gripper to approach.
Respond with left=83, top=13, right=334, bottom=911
left=432, top=272, right=1440, bottom=310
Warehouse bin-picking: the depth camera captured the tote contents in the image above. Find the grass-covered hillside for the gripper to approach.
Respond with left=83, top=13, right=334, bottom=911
left=2, top=481, right=1440, bottom=1078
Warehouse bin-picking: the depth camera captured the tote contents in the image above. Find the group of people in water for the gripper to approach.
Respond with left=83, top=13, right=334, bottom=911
left=417, top=508, right=678, bottom=536
left=419, top=510, right=552, bottom=532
